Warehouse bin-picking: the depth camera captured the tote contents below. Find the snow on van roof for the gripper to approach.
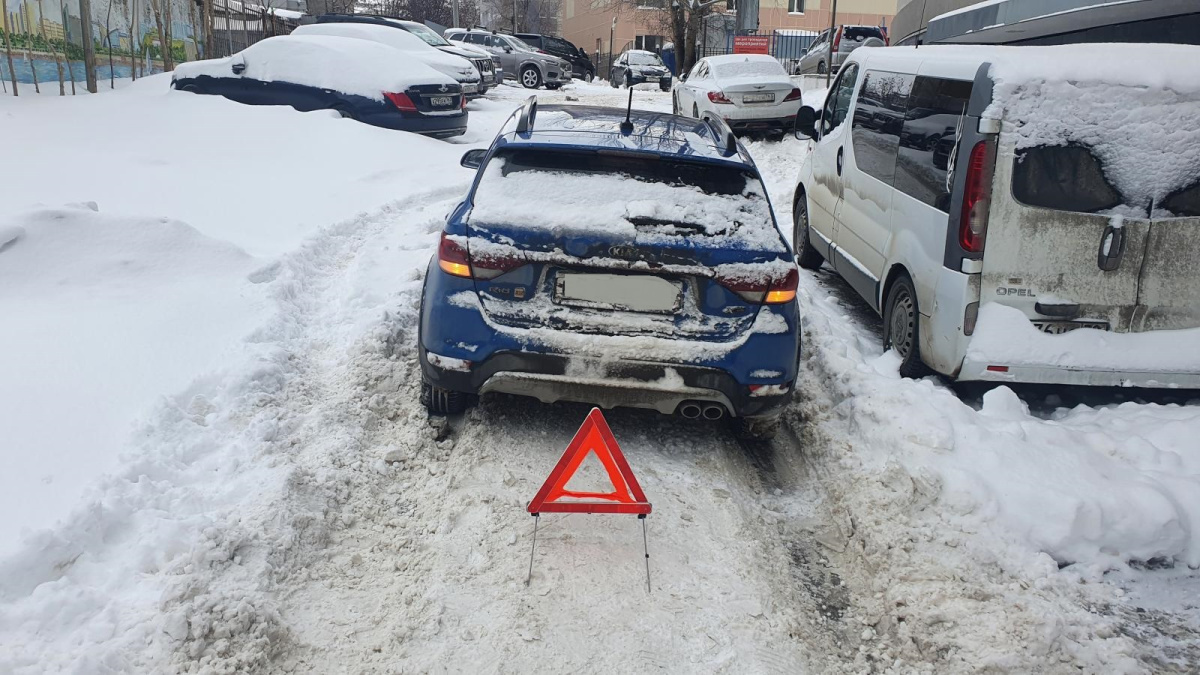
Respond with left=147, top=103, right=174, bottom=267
left=172, top=34, right=456, bottom=101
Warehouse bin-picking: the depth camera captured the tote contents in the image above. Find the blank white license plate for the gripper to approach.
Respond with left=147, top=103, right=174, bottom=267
left=555, top=272, right=681, bottom=313
left=431, top=96, right=453, bottom=107
left=743, top=93, right=775, bottom=103
left=645, top=76, right=660, bottom=82
left=462, top=84, right=478, bottom=94
left=1031, top=320, right=1109, bottom=334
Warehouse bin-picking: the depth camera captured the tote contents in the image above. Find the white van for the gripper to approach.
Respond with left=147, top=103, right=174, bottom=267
left=791, top=44, right=1200, bottom=387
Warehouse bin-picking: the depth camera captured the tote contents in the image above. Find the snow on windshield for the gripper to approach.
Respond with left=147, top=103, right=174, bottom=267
left=628, top=52, right=663, bottom=66
left=173, top=35, right=455, bottom=100
left=468, top=157, right=783, bottom=250
left=713, top=58, right=785, bottom=79
left=983, top=43, right=1200, bottom=206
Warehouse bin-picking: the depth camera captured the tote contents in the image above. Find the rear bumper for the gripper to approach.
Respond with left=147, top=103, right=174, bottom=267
left=724, top=115, right=796, bottom=135
left=957, top=360, right=1200, bottom=389
left=420, top=347, right=791, bottom=416
left=358, top=110, right=468, bottom=137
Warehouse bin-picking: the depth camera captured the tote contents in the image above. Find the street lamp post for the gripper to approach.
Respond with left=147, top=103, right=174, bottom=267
left=825, top=0, right=838, bottom=87
left=609, top=15, right=616, bottom=78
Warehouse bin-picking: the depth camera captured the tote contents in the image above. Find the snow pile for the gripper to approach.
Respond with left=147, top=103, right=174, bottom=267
left=980, top=43, right=1200, bottom=204
left=291, top=23, right=479, bottom=82
left=710, top=54, right=788, bottom=79
left=173, top=34, right=458, bottom=100
left=0, top=204, right=263, bottom=554
left=967, top=303, right=1200, bottom=373
left=470, top=160, right=783, bottom=250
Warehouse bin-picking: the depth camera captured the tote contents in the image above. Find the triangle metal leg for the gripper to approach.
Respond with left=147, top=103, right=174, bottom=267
left=525, top=514, right=540, bottom=587
left=640, top=514, right=651, bottom=594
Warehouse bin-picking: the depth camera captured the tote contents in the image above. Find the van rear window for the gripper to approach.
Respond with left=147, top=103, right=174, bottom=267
left=844, top=26, right=884, bottom=42
left=894, top=76, right=972, bottom=212
left=1162, top=181, right=1200, bottom=217
left=1012, top=145, right=1123, bottom=214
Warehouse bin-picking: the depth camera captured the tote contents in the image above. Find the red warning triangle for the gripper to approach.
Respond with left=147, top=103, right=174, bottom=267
left=527, top=408, right=652, bottom=515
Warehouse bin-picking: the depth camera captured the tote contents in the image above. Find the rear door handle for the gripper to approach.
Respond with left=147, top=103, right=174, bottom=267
left=1097, top=224, right=1126, bottom=271
left=836, top=147, right=844, bottom=176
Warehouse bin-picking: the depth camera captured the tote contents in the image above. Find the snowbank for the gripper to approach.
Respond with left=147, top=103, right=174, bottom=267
left=291, top=23, right=478, bottom=82
left=173, top=34, right=457, bottom=101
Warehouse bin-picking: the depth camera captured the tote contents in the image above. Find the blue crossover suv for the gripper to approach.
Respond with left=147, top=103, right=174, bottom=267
left=418, top=98, right=800, bottom=438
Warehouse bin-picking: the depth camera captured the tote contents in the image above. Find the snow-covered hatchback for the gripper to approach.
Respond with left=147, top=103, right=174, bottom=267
left=418, top=99, right=801, bottom=438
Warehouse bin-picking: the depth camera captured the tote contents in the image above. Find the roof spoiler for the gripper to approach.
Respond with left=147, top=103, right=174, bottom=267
left=704, top=116, right=739, bottom=157
left=515, top=96, right=538, bottom=134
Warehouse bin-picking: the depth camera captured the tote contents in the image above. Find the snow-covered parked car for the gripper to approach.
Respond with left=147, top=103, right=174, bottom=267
left=291, top=23, right=482, bottom=97
left=791, top=43, right=1200, bottom=387
left=418, top=99, right=801, bottom=438
left=672, top=54, right=803, bottom=136
left=314, top=14, right=501, bottom=95
left=171, top=35, right=468, bottom=138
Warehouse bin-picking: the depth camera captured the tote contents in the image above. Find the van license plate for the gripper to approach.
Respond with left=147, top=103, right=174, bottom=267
left=431, top=96, right=453, bottom=107
left=1031, top=320, right=1109, bottom=335
left=743, top=93, right=775, bottom=103
left=555, top=272, right=681, bottom=313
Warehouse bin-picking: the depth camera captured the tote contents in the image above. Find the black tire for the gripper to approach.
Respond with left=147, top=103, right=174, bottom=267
left=421, top=378, right=470, bottom=415
left=609, top=73, right=618, bottom=88
left=792, top=195, right=824, bottom=270
left=659, top=81, right=671, bottom=92
left=817, top=61, right=827, bottom=75
left=332, top=104, right=354, bottom=120
left=585, top=70, right=595, bottom=82
left=180, top=84, right=200, bottom=93
left=546, top=83, right=561, bottom=90
left=733, top=413, right=782, bottom=441
left=520, top=65, right=542, bottom=89
left=883, top=274, right=934, bottom=379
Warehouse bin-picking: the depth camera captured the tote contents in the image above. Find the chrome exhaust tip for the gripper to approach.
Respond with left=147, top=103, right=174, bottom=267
left=679, top=403, right=702, bottom=419
left=702, top=405, right=725, bottom=421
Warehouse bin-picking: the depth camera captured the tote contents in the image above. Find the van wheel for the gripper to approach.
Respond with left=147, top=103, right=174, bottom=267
left=883, top=274, right=933, bottom=378
left=421, top=378, right=470, bottom=415
left=520, top=65, right=542, bottom=89
left=792, top=197, right=824, bottom=270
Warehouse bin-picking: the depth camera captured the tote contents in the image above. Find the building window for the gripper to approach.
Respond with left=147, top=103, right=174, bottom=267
left=788, top=0, right=804, bottom=13
left=635, top=35, right=663, bottom=51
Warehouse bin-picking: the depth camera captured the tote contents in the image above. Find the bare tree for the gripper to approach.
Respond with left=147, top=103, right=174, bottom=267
left=608, top=0, right=719, bottom=74
left=36, top=0, right=67, bottom=93
left=148, top=0, right=174, bottom=69
left=104, top=0, right=116, bottom=87
left=61, top=0, right=77, bottom=92
left=0, top=0, right=16, bottom=95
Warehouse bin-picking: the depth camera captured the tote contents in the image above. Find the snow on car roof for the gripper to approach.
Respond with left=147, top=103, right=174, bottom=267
left=706, top=54, right=788, bottom=80
left=173, top=34, right=457, bottom=101
left=291, top=23, right=474, bottom=74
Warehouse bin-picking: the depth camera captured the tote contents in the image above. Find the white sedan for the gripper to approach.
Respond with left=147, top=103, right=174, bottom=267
left=672, top=54, right=803, bottom=136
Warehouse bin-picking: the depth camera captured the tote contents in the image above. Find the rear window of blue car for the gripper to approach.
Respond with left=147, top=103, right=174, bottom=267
left=469, top=148, right=784, bottom=250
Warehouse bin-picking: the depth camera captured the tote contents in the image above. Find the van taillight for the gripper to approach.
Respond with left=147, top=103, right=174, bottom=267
left=960, top=140, right=992, bottom=254
left=832, top=28, right=842, bottom=53
left=438, top=232, right=525, bottom=279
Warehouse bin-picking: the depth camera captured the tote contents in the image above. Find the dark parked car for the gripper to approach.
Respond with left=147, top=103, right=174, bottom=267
left=171, top=35, right=468, bottom=138
left=515, top=32, right=595, bottom=81
left=610, top=49, right=672, bottom=90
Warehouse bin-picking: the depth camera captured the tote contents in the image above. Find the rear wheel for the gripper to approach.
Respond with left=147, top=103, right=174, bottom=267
left=421, top=378, right=470, bottom=415
left=609, top=74, right=618, bottom=88
left=883, top=274, right=934, bottom=378
left=520, top=65, right=542, bottom=89
left=659, top=81, right=671, bottom=92
left=791, top=196, right=824, bottom=270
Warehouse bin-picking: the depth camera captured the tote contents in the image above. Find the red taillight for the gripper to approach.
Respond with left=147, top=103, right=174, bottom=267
left=986, top=365, right=1009, bottom=373
left=832, top=27, right=842, bottom=53
left=717, top=266, right=798, bottom=304
left=707, top=91, right=733, bottom=104
left=960, top=140, right=992, bottom=254
left=384, top=91, right=418, bottom=112
left=461, top=94, right=468, bottom=110
left=437, top=232, right=525, bottom=279
left=783, top=87, right=802, bottom=102
left=438, top=233, right=472, bottom=277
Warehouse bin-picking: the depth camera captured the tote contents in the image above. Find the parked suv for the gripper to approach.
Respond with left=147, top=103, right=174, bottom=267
left=418, top=98, right=801, bottom=438
left=610, top=49, right=671, bottom=90
left=445, top=29, right=573, bottom=89
left=315, top=14, right=500, bottom=95
left=516, top=32, right=595, bottom=81
left=791, top=44, right=1200, bottom=387
left=794, top=25, right=885, bottom=75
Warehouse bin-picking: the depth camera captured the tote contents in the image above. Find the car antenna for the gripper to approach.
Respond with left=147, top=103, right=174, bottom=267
left=620, top=88, right=634, bottom=134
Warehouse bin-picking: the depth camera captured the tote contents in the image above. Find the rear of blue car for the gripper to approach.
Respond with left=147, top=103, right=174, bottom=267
left=418, top=106, right=799, bottom=436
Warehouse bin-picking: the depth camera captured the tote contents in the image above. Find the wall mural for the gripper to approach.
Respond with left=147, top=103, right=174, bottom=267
left=0, top=0, right=199, bottom=91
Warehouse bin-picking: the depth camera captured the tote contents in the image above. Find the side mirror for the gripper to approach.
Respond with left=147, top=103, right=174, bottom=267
left=231, top=62, right=246, bottom=75
left=795, top=105, right=818, bottom=140
left=460, top=148, right=487, bottom=169
left=503, top=46, right=513, bottom=53
left=680, top=72, right=688, bottom=82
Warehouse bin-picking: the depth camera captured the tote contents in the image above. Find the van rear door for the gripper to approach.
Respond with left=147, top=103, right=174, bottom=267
left=1135, top=193, right=1200, bottom=331
left=982, top=141, right=1149, bottom=332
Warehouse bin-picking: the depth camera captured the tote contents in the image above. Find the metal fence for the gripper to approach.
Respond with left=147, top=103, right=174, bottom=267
left=594, top=28, right=819, bottom=82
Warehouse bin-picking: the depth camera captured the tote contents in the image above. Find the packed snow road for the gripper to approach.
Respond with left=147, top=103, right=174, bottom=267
left=1, top=78, right=1197, bottom=674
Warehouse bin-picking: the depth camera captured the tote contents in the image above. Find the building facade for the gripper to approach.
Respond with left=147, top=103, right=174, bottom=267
left=560, top=0, right=896, bottom=68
